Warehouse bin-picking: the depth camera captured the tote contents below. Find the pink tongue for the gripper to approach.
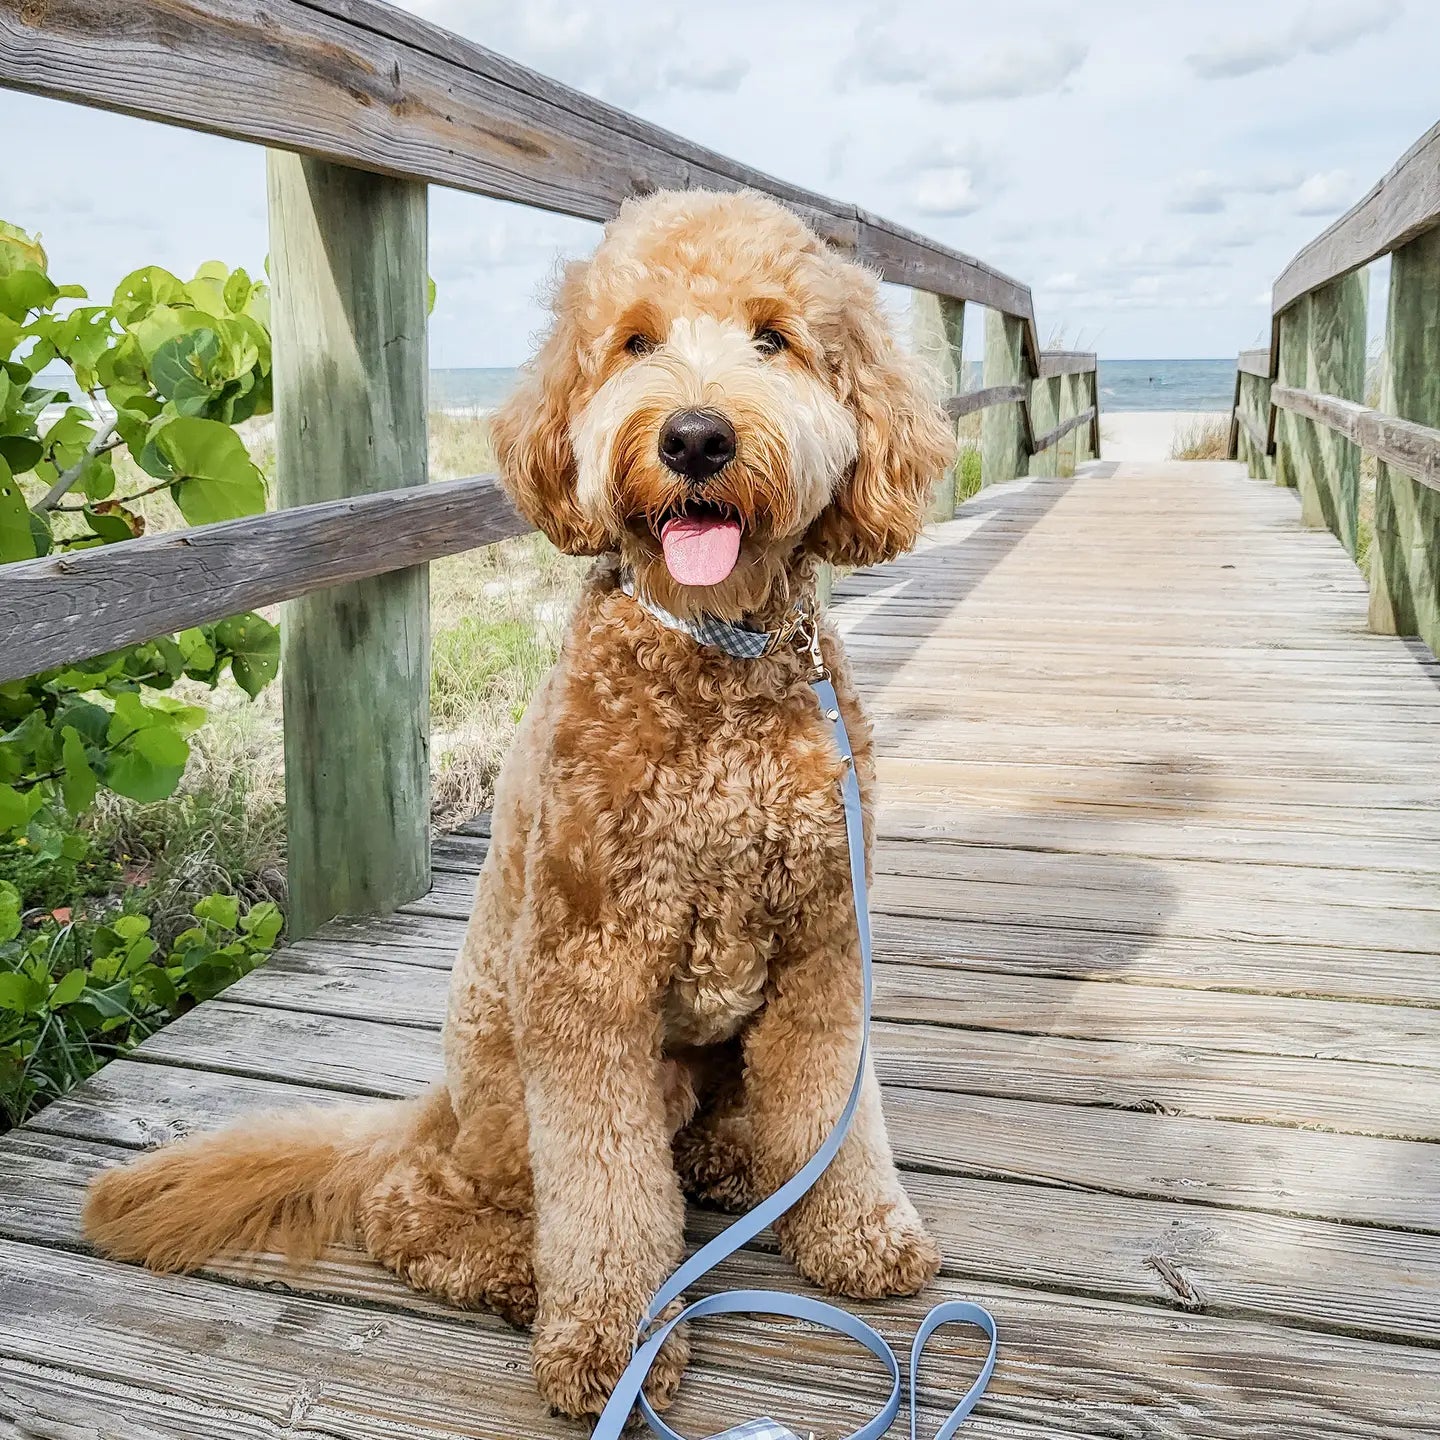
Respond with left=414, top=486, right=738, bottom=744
left=660, top=514, right=742, bottom=586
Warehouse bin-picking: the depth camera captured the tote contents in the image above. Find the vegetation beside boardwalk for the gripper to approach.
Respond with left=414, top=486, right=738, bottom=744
left=0, top=225, right=576, bottom=1129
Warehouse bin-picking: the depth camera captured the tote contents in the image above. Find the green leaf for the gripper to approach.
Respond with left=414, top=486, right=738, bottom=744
left=0, top=783, right=41, bottom=835
left=240, top=901, right=283, bottom=948
left=0, top=972, right=44, bottom=1014
left=112, top=266, right=189, bottom=324
left=0, top=265, right=58, bottom=323
left=59, top=726, right=97, bottom=814
left=194, top=893, right=239, bottom=930
left=152, top=417, right=265, bottom=524
left=150, top=328, right=223, bottom=416
left=0, top=435, right=43, bottom=472
left=213, top=612, right=280, bottom=697
left=103, top=696, right=191, bottom=802
left=0, top=455, right=36, bottom=563
left=0, top=880, right=19, bottom=942
left=50, top=968, right=87, bottom=1006
left=222, top=267, right=254, bottom=315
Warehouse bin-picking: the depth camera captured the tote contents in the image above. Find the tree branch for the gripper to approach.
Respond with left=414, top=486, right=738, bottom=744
left=38, top=394, right=121, bottom=511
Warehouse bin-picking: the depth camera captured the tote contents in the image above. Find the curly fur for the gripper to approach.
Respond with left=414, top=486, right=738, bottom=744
left=84, top=189, right=953, bottom=1420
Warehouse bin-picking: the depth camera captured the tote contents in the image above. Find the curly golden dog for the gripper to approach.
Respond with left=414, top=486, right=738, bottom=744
left=84, top=189, right=956, bottom=1419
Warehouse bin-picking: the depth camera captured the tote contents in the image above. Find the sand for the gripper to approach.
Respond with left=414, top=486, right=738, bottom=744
left=1100, top=410, right=1228, bottom=462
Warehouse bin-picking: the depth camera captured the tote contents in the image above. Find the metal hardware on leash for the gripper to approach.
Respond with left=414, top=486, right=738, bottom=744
left=590, top=676, right=998, bottom=1440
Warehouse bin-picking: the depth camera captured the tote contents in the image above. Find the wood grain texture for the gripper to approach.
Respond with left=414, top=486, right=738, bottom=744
left=1237, top=348, right=1271, bottom=378
left=1026, top=375, right=1060, bottom=478
left=1271, top=385, right=1440, bottom=493
left=1273, top=119, right=1440, bottom=315
left=912, top=292, right=966, bottom=521
left=268, top=153, right=432, bottom=936
left=981, top=310, right=1030, bottom=487
left=943, top=384, right=1027, bottom=419
left=0, top=0, right=1035, bottom=320
left=0, top=475, right=528, bottom=684
left=1029, top=405, right=1095, bottom=457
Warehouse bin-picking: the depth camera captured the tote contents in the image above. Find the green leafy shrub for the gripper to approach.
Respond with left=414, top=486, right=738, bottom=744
left=0, top=880, right=280, bottom=1126
left=0, top=223, right=286, bottom=1127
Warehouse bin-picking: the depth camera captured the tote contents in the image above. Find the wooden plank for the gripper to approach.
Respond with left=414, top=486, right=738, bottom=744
left=943, top=384, right=1027, bottom=419
left=1236, top=392, right=1271, bottom=466
left=1271, top=387, right=1440, bottom=493
left=268, top=153, right=431, bottom=937
left=1030, top=406, right=1095, bottom=457
left=981, top=311, right=1030, bottom=486
left=0, top=475, right=527, bottom=684
left=1237, top=348, right=1271, bottom=378
left=1370, top=224, right=1440, bottom=650
left=1035, top=350, right=1096, bottom=379
left=1273, top=295, right=1309, bottom=490
left=1027, top=375, right=1060, bottom=477
left=72, top=998, right=1440, bottom=1232
left=9, top=1111, right=1440, bottom=1350
left=4, top=1231, right=1438, bottom=1439
left=0, top=0, right=1035, bottom=322
left=1299, top=273, right=1367, bottom=553
left=1273, top=119, right=1440, bottom=315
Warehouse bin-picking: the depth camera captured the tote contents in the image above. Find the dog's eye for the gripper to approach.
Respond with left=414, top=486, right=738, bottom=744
left=624, top=334, right=656, bottom=357
left=754, top=328, right=787, bottom=357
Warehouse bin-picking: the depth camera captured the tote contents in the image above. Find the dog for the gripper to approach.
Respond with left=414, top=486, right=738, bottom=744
left=84, top=188, right=957, bottom=1419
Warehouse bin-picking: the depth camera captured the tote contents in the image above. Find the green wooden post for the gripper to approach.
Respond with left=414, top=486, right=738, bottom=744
left=912, top=291, right=965, bottom=520
left=1369, top=226, right=1440, bottom=650
left=1243, top=372, right=1275, bottom=482
left=983, top=310, right=1028, bottom=487
left=1060, top=373, right=1080, bottom=473
left=1084, top=370, right=1100, bottom=461
left=1301, top=274, right=1367, bottom=554
left=1028, top=376, right=1059, bottom=478
left=1273, top=300, right=1310, bottom=490
left=267, top=153, right=432, bottom=938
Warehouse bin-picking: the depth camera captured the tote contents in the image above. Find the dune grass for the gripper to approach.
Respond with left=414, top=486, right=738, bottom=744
left=1170, top=413, right=1230, bottom=460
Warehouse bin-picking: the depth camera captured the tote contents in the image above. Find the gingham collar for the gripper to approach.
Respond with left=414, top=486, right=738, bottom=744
left=619, top=572, right=819, bottom=665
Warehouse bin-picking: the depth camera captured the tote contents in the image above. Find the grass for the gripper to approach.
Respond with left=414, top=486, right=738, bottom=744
left=1170, top=414, right=1230, bottom=460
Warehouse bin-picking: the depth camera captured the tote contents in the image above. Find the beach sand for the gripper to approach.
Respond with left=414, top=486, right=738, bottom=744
left=1100, top=410, right=1227, bottom=462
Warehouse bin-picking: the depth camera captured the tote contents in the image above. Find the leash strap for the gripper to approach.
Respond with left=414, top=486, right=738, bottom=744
left=591, top=676, right=998, bottom=1440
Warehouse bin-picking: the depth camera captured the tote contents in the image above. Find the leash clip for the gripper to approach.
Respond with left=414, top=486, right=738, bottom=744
left=769, top=596, right=828, bottom=680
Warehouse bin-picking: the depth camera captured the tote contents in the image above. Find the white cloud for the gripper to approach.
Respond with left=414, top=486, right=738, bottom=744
left=1188, top=0, right=1400, bottom=78
left=1169, top=172, right=1228, bottom=214
left=930, top=38, right=1087, bottom=102
left=1293, top=168, right=1356, bottom=215
left=906, top=141, right=1003, bottom=218
left=840, top=22, right=1085, bottom=102
left=1042, top=272, right=1083, bottom=293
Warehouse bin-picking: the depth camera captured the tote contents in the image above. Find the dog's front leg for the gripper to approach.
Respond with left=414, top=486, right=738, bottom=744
left=514, top=919, right=688, bottom=1420
left=745, top=889, right=940, bottom=1299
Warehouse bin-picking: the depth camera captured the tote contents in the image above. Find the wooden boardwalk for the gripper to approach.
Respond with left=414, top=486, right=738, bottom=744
left=4, top=458, right=1440, bottom=1438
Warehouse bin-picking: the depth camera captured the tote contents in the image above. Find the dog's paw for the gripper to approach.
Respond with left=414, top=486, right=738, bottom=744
left=532, top=1298, right=689, bottom=1420
left=782, top=1196, right=940, bottom=1300
left=674, top=1114, right=756, bottom=1214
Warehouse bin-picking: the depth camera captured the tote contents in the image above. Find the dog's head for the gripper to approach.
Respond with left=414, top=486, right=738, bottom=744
left=491, top=189, right=955, bottom=618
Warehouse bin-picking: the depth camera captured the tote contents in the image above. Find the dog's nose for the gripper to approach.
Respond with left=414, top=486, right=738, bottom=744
left=658, top=408, right=736, bottom=481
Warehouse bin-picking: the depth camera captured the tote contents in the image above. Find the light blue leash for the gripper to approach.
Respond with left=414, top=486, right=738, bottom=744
left=591, top=641, right=998, bottom=1440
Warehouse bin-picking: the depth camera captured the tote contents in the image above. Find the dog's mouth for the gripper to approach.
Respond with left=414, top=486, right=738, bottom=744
left=655, top=500, right=744, bottom=587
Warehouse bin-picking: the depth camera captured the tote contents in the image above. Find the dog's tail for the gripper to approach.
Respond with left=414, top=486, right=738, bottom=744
left=83, top=1086, right=453, bottom=1272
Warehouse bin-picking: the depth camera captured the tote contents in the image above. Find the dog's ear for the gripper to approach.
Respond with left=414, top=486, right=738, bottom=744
left=491, top=262, right=610, bottom=556
left=804, top=261, right=956, bottom=568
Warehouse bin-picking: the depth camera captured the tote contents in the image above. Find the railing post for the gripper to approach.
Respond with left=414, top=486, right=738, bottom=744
left=267, top=153, right=432, bottom=938
left=912, top=292, right=965, bottom=520
left=1369, top=225, right=1440, bottom=649
left=983, top=310, right=1029, bottom=486
left=1028, top=375, right=1059, bottom=477
left=1241, top=371, right=1275, bottom=481
left=1300, top=275, right=1367, bottom=554
left=1060, top=373, right=1080, bottom=472
left=1273, top=300, right=1310, bottom=490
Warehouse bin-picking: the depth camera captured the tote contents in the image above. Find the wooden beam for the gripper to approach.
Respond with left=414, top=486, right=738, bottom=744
left=1273, top=299, right=1309, bottom=491
left=1270, top=387, right=1440, bottom=491
left=944, top=384, right=1028, bottom=419
left=267, top=152, right=432, bottom=937
left=0, top=476, right=527, bottom=685
left=1235, top=401, right=1271, bottom=465
left=0, top=0, right=1036, bottom=321
left=1037, top=350, right=1098, bottom=379
left=1273, top=120, right=1440, bottom=316
left=982, top=311, right=1031, bottom=487
left=1238, top=349, right=1271, bottom=378
left=1032, top=407, right=1097, bottom=457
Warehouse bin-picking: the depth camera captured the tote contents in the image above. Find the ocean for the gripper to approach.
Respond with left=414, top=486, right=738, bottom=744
left=429, top=360, right=1236, bottom=414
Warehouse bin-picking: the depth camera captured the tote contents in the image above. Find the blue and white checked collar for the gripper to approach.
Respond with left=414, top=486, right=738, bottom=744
left=706, top=1422, right=807, bottom=1440
left=619, top=572, right=811, bottom=663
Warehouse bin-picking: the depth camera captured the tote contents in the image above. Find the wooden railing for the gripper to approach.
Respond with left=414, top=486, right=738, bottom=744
left=0, top=0, right=1099, bottom=933
left=1230, top=119, right=1440, bottom=650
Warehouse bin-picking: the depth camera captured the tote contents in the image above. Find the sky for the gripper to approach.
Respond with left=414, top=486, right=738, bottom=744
left=3, top=0, right=1436, bottom=365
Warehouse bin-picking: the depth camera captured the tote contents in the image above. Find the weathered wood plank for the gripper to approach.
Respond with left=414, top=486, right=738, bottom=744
left=912, top=291, right=965, bottom=521
left=0, top=476, right=527, bottom=684
left=268, top=152, right=432, bottom=936
left=0, top=0, right=1034, bottom=322
left=1035, top=350, right=1096, bottom=379
left=9, top=1121, right=1440, bottom=1350
left=1237, top=348, right=1271, bottom=378
left=1027, top=375, right=1060, bottom=478
left=1273, top=119, right=1440, bottom=314
left=1030, top=405, right=1095, bottom=457
left=79, top=1000, right=1440, bottom=1231
left=943, top=384, right=1027, bottom=419
left=5, top=1233, right=1438, bottom=1439
left=1271, top=387, right=1440, bottom=493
